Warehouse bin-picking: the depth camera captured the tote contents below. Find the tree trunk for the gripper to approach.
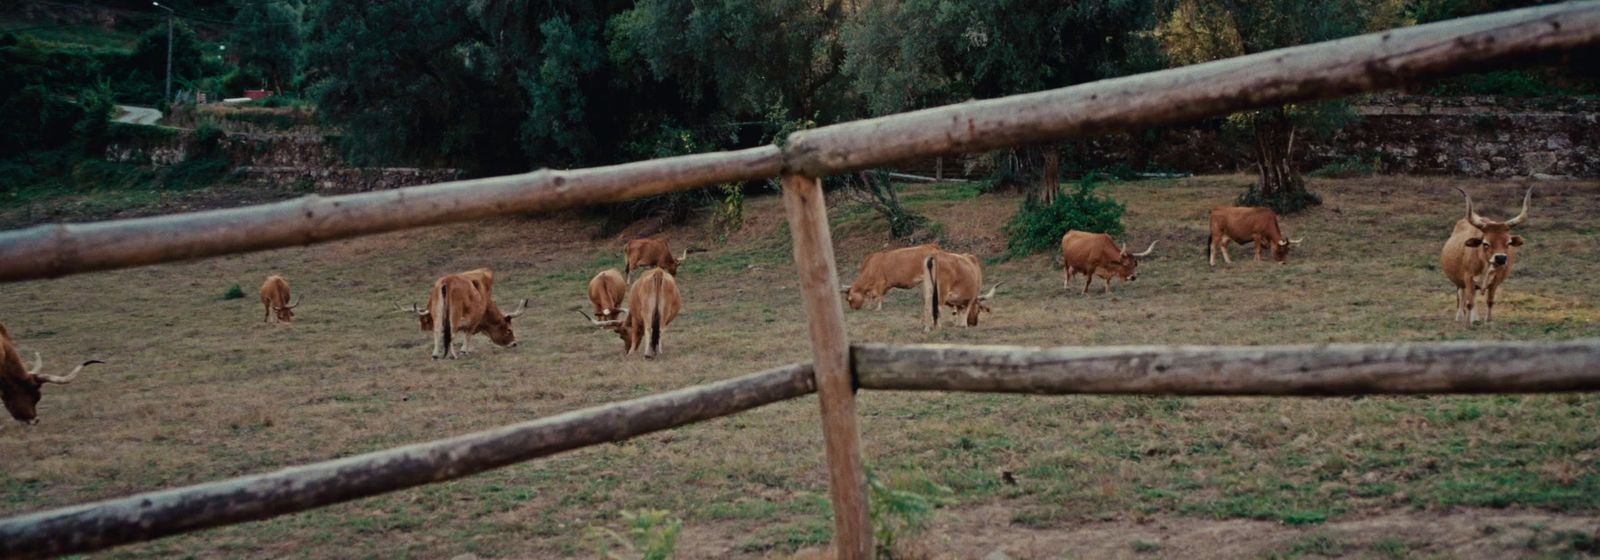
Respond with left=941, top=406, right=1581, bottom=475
left=1035, top=145, right=1061, bottom=205
left=1244, top=110, right=1318, bottom=213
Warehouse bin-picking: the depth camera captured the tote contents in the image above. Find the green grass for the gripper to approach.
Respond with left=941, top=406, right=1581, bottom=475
left=0, top=17, right=140, bottom=54
left=1, top=175, right=1598, bottom=558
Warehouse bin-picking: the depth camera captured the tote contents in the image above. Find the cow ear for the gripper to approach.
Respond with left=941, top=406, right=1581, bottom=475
left=1464, top=238, right=1484, bottom=247
left=1509, top=236, right=1525, bottom=247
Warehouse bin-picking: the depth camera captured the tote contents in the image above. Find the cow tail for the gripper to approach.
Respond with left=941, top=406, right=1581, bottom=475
left=649, top=273, right=664, bottom=355
left=923, top=255, right=941, bottom=329
left=435, top=283, right=452, bottom=356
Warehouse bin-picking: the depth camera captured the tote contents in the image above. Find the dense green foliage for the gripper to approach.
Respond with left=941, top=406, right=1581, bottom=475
left=228, top=0, right=303, bottom=93
left=1003, top=176, right=1127, bottom=258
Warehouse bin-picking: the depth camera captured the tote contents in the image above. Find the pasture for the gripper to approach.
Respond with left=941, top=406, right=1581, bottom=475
left=2, top=175, right=1598, bottom=558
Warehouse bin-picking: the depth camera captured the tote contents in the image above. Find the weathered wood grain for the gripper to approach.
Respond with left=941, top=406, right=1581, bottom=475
left=0, top=363, right=815, bottom=560
left=853, top=340, right=1600, bottom=395
left=784, top=2, right=1600, bottom=176
left=0, top=147, right=782, bottom=283
left=781, top=174, right=872, bottom=559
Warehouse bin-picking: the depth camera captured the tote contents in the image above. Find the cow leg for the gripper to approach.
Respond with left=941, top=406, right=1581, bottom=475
left=874, top=296, right=884, bottom=311
left=1253, top=236, right=1265, bottom=261
left=1064, top=267, right=1074, bottom=289
left=457, top=333, right=473, bottom=354
left=1219, top=242, right=1233, bottom=264
left=1454, top=288, right=1464, bottom=321
left=1465, top=282, right=1478, bottom=324
left=1485, top=284, right=1497, bottom=324
left=1083, top=275, right=1094, bottom=295
left=1103, top=277, right=1113, bottom=294
left=263, top=303, right=271, bottom=323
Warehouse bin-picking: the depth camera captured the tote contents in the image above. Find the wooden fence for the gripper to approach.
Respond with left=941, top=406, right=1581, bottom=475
left=2, top=3, right=1599, bottom=559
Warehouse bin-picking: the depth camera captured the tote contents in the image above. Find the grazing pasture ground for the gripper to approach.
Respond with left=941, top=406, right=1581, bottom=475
left=1, top=175, right=1597, bottom=558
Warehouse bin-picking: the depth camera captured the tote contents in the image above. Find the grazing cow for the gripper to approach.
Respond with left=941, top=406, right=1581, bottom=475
left=588, top=269, right=628, bottom=322
left=398, top=269, right=527, bottom=359
left=841, top=244, right=943, bottom=311
left=258, top=275, right=299, bottom=324
left=579, top=268, right=681, bottom=359
left=0, top=322, right=101, bottom=425
left=623, top=238, right=690, bottom=280
left=1060, top=231, right=1156, bottom=295
left=1441, top=187, right=1531, bottom=324
left=1208, top=206, right=1302, bottom=265
left=922, top=252, right=1000, bottom=330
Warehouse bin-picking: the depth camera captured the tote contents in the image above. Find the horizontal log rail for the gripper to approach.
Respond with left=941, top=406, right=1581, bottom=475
left=0, top=364, right=816, bottom=560
left=3, top=2, right=1599, bottom=283
left=853, top=340, right=1600, bottom=395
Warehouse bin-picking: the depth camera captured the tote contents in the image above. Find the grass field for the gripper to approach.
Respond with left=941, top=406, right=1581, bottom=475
left=1, top=175, right=1597, bottom=559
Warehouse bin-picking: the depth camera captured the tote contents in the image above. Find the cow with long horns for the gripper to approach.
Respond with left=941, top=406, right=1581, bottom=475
left=1208, top=206, right=1302, bottom=265
left=923, top=251, right=1000, bottom=331
left=587, top=269, right=628, bottom=323
left=1441, top=187, right=1531, bottom=324
left=1060, top=231, right=1156, bottom=295
left=0, top=322, right=102, bottom=425
left=398, top=268, right=527, bottom=359
left=578, top=268, right=681, bottom=359
left=259, top=275, right=300, bottom=324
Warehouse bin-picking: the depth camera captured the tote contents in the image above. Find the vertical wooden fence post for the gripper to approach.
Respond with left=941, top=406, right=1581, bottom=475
left=781, top=173, right=872, bottom=559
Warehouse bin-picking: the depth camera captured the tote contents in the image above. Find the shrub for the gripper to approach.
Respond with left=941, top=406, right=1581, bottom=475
left=868, top=470, right=952, bottom=558
left=1003, top=175, right=1125, bottom=258
left=1236, top=179, right=1322, bottom=215
left=221, top=284, right=246, bottom=300
left=587, top=509, right=682, bottom=560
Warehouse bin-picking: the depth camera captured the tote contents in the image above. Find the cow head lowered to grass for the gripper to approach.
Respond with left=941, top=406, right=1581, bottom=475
left=0, top=322, right=102, bottom=425
left=397, top=268, right=528, bottom=359
left=578, top=268, right=682, bottom=359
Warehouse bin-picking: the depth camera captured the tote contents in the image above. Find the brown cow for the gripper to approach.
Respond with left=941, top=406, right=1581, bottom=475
left=259, top=275, right=300, bottom=324
left=1060, top=231, right=1156, bottom=295
left=579, top=268, right=681, bottom=359
left=1441, top=187, right=1530, bottom=324
left=0, top=321, right=102, bottom=425
left=398, top=269, right=527, bottom=359
left=922, top=251, right=1000, bottom=331
left=1208, top=206, right=1302, bottom=265
left=841, top=244, right=943, bottom=310
left=588, top=269, right=628, bottom=322
left=623, top=238, right=690, bottom=281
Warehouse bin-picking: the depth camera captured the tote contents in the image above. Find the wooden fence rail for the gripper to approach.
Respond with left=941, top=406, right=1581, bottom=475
left=853, top=340, right=1600, bottom=395
left=0, top=364, right=815, bottom=560
left=2, top=2, right=1598, bottom=284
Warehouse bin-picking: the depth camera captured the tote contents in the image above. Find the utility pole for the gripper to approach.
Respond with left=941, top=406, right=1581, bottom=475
left=154, top=2, right=174, bottom=105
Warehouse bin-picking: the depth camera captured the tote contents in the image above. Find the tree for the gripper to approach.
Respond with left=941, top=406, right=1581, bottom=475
left=1154, top=0, right=1381, bottom=213
left=302, top=0, right=524, bottom=173
left=124, top=19, right=205, bottom=105
left=229, top=0, right=303, bottom=93
left=842, top=0, right=1158, bottom=204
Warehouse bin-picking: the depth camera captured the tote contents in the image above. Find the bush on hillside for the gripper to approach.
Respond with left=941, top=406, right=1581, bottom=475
left=1003, top=175, right=1125, bottom=258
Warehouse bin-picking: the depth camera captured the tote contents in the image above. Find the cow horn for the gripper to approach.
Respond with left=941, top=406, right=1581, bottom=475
left=35, top=359, right=103, bottom=384
left=980, top=282, right=1003, bottom=300
left=1131, top=241, right=1157, bottom=257
left=576, top=309, right=624, bottom=327
left=503, top=299, right=529, bottom=319
left=1457, top=187, right=1490, bottom=229
left=678, top=248, right=690, bottom=261
left=27, top=351, right=42, bottom=375
left=1289, top=238, right=1304, bottom=244
left=839, top=284, right=851, bottom=294
left=394, top=302, right=429, bottom=316
left=283, top=295, right=301, bottom=310
left=1505, top=186, right=1532, bottom=227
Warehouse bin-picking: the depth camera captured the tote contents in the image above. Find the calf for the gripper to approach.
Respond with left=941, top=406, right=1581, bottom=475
left=0, top=321, right=102, bottom=425
left=1060, top=231, right=1156, bottom=295
left=580, top=268, right=682, bottom=359
left=587, top=269, right=628, bottom=322
left=1441, top=187, right=1531, bottom=324
left=259, top=275, right=300, bottom=323
left=841, top=244, right=942, bottom=310
left=922, top=251, right=999, bottom=330
left=1208, top=206, right=1302, bottom=265
left=399, top=269, right=527, bottom=359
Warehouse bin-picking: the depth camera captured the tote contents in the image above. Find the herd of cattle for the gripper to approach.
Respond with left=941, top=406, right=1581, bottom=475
left=0, top=187, right=1533, bottom=425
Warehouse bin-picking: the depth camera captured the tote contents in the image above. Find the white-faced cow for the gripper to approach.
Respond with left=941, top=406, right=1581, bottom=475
left=259, top=275, right=300, bottom=324
left=579, top=268, right=681, bottom=359
left=623, top=238, right=690, bottom=281
left=1441, top=187, right=1531, bottom=324
left=0, top=321, right=102, bottom=425
left=841, top=244, right=942, bottom=311
left=398, top=268, right=527, bottom=359
left=922, top=251, right=999, bottom=331
left=1060, top=231, right=1156, bottom=295
left=1208, top=206, right=1302, bottom=265
left=588, top=269, right=628, bottom=322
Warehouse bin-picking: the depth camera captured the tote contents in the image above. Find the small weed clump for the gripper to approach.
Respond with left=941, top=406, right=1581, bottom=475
left=221, top=284, right=246, bottom=300
left=587, top=509, right=682, bottom=560
left=868, top=470, right=952, bottom=559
